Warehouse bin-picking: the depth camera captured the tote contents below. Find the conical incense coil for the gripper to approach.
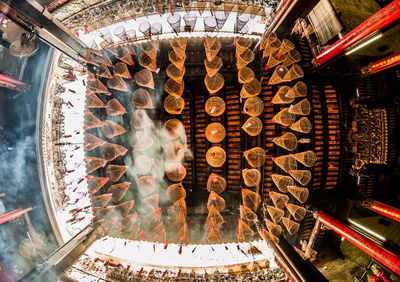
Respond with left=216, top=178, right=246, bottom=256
left=273, top=132, right=298, bottom=151
left=244, top=147, right=266, bottom=168
left=168, top=198, right=187, bottom=218
left=84, top=157, right=107, bottom=174
left=107, top=75, right=128, bottom=92
left=207, top=173, right=226, bottom=194
left=166, top=163, right=186, bottom=182
left=138, top=52, right=157, bottom=72
left=204, top=36, right=217, bottom=49
left=204, top=56, right=223, bottom=77
left=242, top=169, right=261, bottom=187
left=288, top=99, right=311, bottom=115
left=84, top=110, right=103, bottom=130
left=116, top=46, right=133, bottom=65
left=235, top=37, right=252, bottom=55
left=266, top=205, right=284, bottom=223
left=205, top=122, right=226, bottom=143
left=215, top=11, right=228, bottom=30
left=164, top=95, right=185, bottom=114
left=141, top=42, right=158, bottom=60
left=167, top=14, right=181, bottom=32
left=143, top=208, right=162, bottom=230
left=84, top=133, right=106, bottom=151
left=238, top=67, right=255, bottom=83
left=265, top=49, right=286, bottom=70
left=164, top=141, right=185, bottom=162
left=107, top=182, right=130, bottom=201
left=206, top=146, right=226, bottom=167
left=238, top=219, right=254, bottom=242
left=243, top=97, right=264, bottom=117
left=105, top=45, right=118, bottom=56
left=283, top=64, right=304, bottom=82
left=120, top=212, right=139, bottom=233
left=115, top=200, right=135, bottom=217
left=134, top=69, right=154, bottom=89
left=286, top=203, right=306, bottom=221
left=292, top=18, right=307, bottom=34
left=96, top=64, right=112, bottom=78
left=236, top=12, right=249, bottom=28
left=183, top=13, right=197, bottom=31
left=168, top=50, right=186, bottom=70
left=87, top=176, right=109, bottom=196
left=106, top=165, right=128, bottom=182
left=207, top=227, right=222, bottom=244
left=134, top=154, right=154, bottom=175
left=100, top=142, right=127, bottom=161
left=282, top=217, right=300, bottom=235
left=277, top=39, right=295, bottom=57
left=166, top=183, right=186, bottom=203
left=165, top=78, right=184, bottom=97
left=242, top=189, right=261, bottom=210
left=141, top=194, right=159, bottom=213
left=237, top=49, right=255, bottom=69
left=163, top=119, right=184, bottom=140
left=132, top=88, right=153, bottom=108
left=204, top=39, right=221, bottom=61
left=282, top=49, right=302, bottom=67
left=269, top=66, right=288, bottom=85
left=292, top=150, right=317, bottom=167
left=149, top=222, right=166, bottom=243
left=130, top=131, right=154, bottom=151
left=289, top=170, right=312, bottom=186
left=113, top=62, right=131, bottom=79
left=106, top=99, right=126, bottom=116
left=271, top=86, right=294, bottom=104
left=272, top=155, right=297, bottom=173
left=91, top=194, right=112, bottom=209
left=130, top=109, right=153, bottom=129
left=269, top=191, right=289, bottom=210
left=265, top=219, right=283, bottom=238
left=166, top=64, right=185, bottom=82
left=207, top=191, right=225, bottom=212
left=99, top=50, right=112, bottom=66
left=207, top=206, right=224, bottom=227
left=205, top=96, right=225, bottom=116
left=137, top=175, right=156, bottom=195
left=287, top=186, right=309, bottom=204
left=286, top=81, right=307, bottom=99
left=87, top=78, right=108, bottom=94
left=234, top=22, right=249, bottom=34
left=263, top=36, right=282, bottom=59
left=204, top=16, right=217, bottom=32
left=240, top=78, right=261, bottom=98
left=240, top=205, right=258, bottom=226
left=290, top=117, right=312, bottom=133
left=170, top=212, right=187, bottom=234
left=175, top=224, right=190, bottom=245
left=242, top=116, right=262, bottom=136
left=260, top=32, right=276, bottom=50
left=271, top=173, right=294, bottom=193
left=86, top=92, right=104, bottom=108
left=102, top=120, right=126, bottom=139
left=272, top=108, right=296, bottom=126
left=170, top=37, right=187, bottom=53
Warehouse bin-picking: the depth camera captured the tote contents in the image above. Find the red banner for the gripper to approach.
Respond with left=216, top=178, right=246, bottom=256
left=317, top=0, right=400, bottom=65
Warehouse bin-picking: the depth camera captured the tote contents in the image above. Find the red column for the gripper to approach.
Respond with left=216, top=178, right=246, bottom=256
left=361, top=51, right=400, bottom=75
left=318, top=212, right=400, bottom=276
left=0, top=208, right=32, bottom=225
left=362, top=199, right=400, bottom=223
left=266, top=0, right=296, bottom=35
left=316, top=1, right=400, bottom=65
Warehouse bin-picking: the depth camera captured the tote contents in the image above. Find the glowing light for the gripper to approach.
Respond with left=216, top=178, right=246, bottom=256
left=345, top=33, right=383, bottom=55
left=348, top=219, right=386, bottom=241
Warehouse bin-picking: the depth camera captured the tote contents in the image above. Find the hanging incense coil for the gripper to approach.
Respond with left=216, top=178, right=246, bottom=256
left=273, top=132, right=298, bottom=151
left=166, top=163, right=186, bottom=182
left=84, top=157, right=107, bottom=174
left=244, top=147, right=266, bottom=168
left=287, top=186, right=309, bottom=204
left=243, top=97, right=264, bottom=117
left=283, top=64, right=304, bottom=82
left=207, top=191, right=225, bottom=212
left=204, top=16, right=217, bottom=32
left=204, top=39, right=221, bottom=61
left=215, top=11, right=228, bottom=30
left=96, top=64, right=111, bottom=78
left=107, top=75, right=128, bottom=92
left=130, top=131, right=154, bottom=151
left=263, top=36, right=281, bottom=58
left=240, top=205, right=258, bottom=226
left=164, top=95, right=185, bottom=114
left=106, top=165, right=128, bottom=182
left=289, top=99, right=311, bottom=115
left=269, top=191, right=290, bottom=210
left=137, top=175, right=156, bottom=195
left=242, top=169, right=261, bottom=187
left=84, top=133, right=106, bottom=151
left=170, top=212, right=187, bottom=234
left=235, top=37, right=252, bottom=55
left=234, top=22, right=249, bottom=34
left=134, top=69, right=154, bottom=89
left=236, top=13, right=250, bottom=32
left=207, top=227, right=222, bottom=244
left=204, top=56, right=223, bottom=76
left=205, top=96, right=226, bottom=116
left=106, top=99, right=126, bottom=116
left=164, top=141, right=185, bottom=162
left=240, top=78, right=261, bottom=98
left=271, top=86, right=294, bottom=104
left=237, top=49, right=255, bottom=69
left=84, top=111, right=103, bottom=130
left=207, top=206, right=224, bottom=228
left=130, top=109, right=153, bottom=129
left=167, top=14, right=182, bottom=32
left=86, top=91, right=104, bottom=108
left=168, top=50, right=186, bottom=70
left=141, top=42, right=158, bottom=60
left=269, top=66, right=288, bottom=85
left=238, top=67, right=255, bottom=83
left=271, top=173, right=294, bottom=193
left=204, top=36, right=217, bottom=49
left=265, top=219, right=283, bottom=238
left=149, top=222, right=166, bottom=243
left=102, top=120, right=126, bottom=139
left=168, top=198, right=187, bottom=218
left=107, top=182, right=130, bottom=201
left=205, top=122, right=226, bottom=143
left=163, top=119, right=185, bottom=140
left=290, top=117, right=312, bottom=133
left=207, top=173, right=226, bottom=194
left=286, top=81, right=307, bottom=98
left=166, top=183, right=186, bottom=203
left=273, top=155, right=297, bottom=173
left=265, top=49, right=286, bottom=70
left=99, top=50, right=112, bottom=67
left=183, top=13, right=197, bottom=31
left=242, top=116, right=262, bottom=136
left=91, top=194, right=112, bottom=209
left=204, top=73, right=225, bottom=94
left=132, top=88, right=153, bottom=108
left=141, top=194, right=159, bottom=213
left=267, top=205, right=284, bottom=223
left=166, top=64, right=185, bottom=82
left=134, top=154, right=154, bottom=175
left=277, top=39, right=295, bottom=56
left=292, top=150, right=317, bottom=167
left=272, top=108, right=296, bottom=126
left=242, top=189, right=261, bottom=210
left=238, top=219, right=254, bottom=242
left=87, top=176, right=109, bottom=196
left=286, top=203, right=306, bottom=221
left=113, top=62, right=131, bottom=79
left=116, top=46, right=133, bottom=65
left=143, top=208, right=161, bottom=230
left=170, top=37, right=187, bottom=52
left=87, top=78, right=108, bottom=94
left=165, top=78, right=185, bottom=97
left=282, top=217, right=300, bottom=235
left=206, top=146, right=226, bottom=167
left=282, top=49, right=302, bottom=67
left=138, top=52, right=157, bottom=72
left=289, top=170, right=312, bottom=186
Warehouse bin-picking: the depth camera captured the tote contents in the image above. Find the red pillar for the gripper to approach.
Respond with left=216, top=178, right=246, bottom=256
left=316, top=1, right=400, bottom=65
left=318, top=212, right=400, bottom=276
left=361, top=51, right=400, bottom=75
left=0, top=208, right=32, bottom=225
left=362, top=199, right=400, bottom=223
left=266, top=0, right=296, bottom=35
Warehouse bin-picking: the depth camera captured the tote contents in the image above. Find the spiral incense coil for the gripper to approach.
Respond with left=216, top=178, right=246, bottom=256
left=84, top=157, right=107, bottom=174
left=215, top=11, right=228, bottom=30
left=266, top=206, right=284, bottom=223
left=243, top=97, right=264, bottom=117
left=240, top=78, right=261, bottom=98
left=166, top=64, right=185, bottom=82
left=286, top=81, right=307, bottom=98
left=237, top=49, right=255, bottom=69
left=107, top=182, right=130, bottom=202
left=116, top=46, right=133, bottom=65
left=86, top=92, right=104, bottom=108
left=290, top=117, right=312, bottom=133
left=273, top=132, right=298, bottom=151
left=183, top=13, right=197, bottom=31
left=271, top=173, right=294, bottom=193
left=113, top=62, right=131, bottom=79
left=242, top=169, right=261, bottom=187
left=131, top=88, right=153, bottom=109
left=207, top=191, right=225, bottom=212
left=168, top=50, right=186, bottom=70
left=204, top=73, right=225, bottom=94
left=282, top=49, right=302, bottom=67
left=263, top=37, right=281, bottom=58
left=164, top=95, right=185, bottom=114
left=270, top=191, right=289, bottom=210
left=165, top=78, right=185, bottom=97
left=238, top=219, right=254, bottom=242
left=130, top=109, right=153, bottom=129
left=288, top=99, right=311, bottom=115
left=242, top=189, right=261, bottom=210
left=204, top=36, right=217, bottom=49
left=96, top=64, right=112, bottom=78
left=107, top=75, right=128, bottom=92
left=282, top=217, right=300, bottom=235
left=286, top=203, right=307, bottom=221
left=130, top=131, right=154, bottom=151
left=244, top=147, right=266, bottom=168
left=87, top=78, right=109, bottom=94
left=163, top=119, right=185, bottom=140
left=100, top=142, right=128, bottom=161
left=138, top=52, right=157, bottom=72
left=205, top=96, right=226, bottom=116
left=238, top=67, right=255, bottom=83
left=287, top=186, right=309, bottom=204
left=289, top=170, right=312, bottom=186
left=204, top=56, right=223, bottom=77
left=164, top=141, right=185, bottom=162
left=292, top=150, right=317, bottom=167
left=102, top=120, right=126, bottom=139
left=167, top=14, right=182, bottom=32
left=204, top=16, right=217, bottom=32
left=166, top=163, right=186, bottom=182
left=269, top=66, right=288, bottom=85
left=272, top=108, right=296, bottom=126
left=207, top=173, right=226, bottom=194
left=272, top=155, right=297, bottom=173
left=84, top=133, right=106, bottom=151
left=242, top=116, right=262, bottom=136
left=283, top=64, right=304, bottom=82
left=205, top=122, right=226, bottom=143
left=106, top=98, right=126, bottom=116
left=141, top=42, right=158, bottom=60
left=235, top=37, right=252, bottom=55
left=166, top=183, right=186, bottom=203
left=265, top=49, right=286, bottom=70
left=137, top=176, right=156, bottom=195
left=206, top=146, right=226, bottom=167
left=204, top=39, right=221, bottom=61
left=271, top=86, right=294, bottom=104
left=134, top=154, right=154, bottom=175
left=134, top=69, right=154, bottom=89
left=84, top=110, right=103, bottom=130
left=277, top=39, right=295, bottom=57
